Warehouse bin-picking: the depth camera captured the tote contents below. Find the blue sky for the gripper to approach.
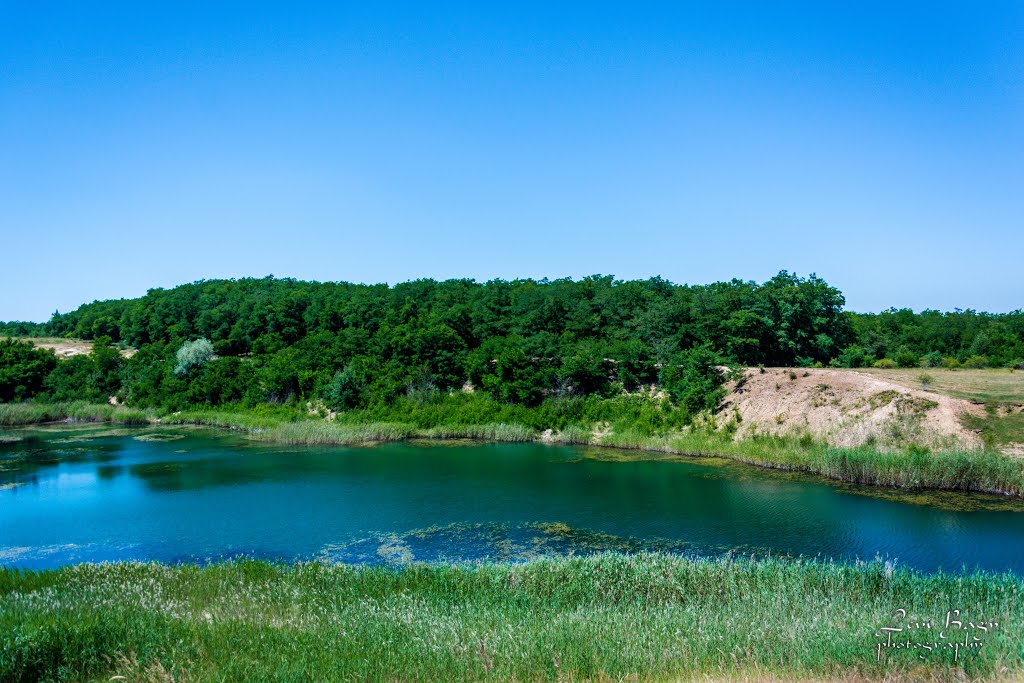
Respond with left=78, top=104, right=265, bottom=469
left=2, top=2, right=1021, bottom=321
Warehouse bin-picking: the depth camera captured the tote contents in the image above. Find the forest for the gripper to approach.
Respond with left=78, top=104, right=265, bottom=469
left=1, top=272, right=1022, bottom=416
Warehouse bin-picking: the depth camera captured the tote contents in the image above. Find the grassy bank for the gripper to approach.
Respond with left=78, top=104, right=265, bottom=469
left=0, top=401, right=151, bottom=427
left=1, top=555, right=1020, bottom=682
left=4, top=395, right=1024, bottom=498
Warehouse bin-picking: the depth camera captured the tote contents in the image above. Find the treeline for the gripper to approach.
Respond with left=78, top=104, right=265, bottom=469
left=0, top=273, right=1022, bottom=415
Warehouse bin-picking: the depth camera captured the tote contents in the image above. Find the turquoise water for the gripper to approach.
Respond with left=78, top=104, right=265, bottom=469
left=2, top=425, right=1023, bottom=572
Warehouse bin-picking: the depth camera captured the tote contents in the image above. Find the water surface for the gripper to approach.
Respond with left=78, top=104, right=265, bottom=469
left=1, top=425, right=1022, bottom=572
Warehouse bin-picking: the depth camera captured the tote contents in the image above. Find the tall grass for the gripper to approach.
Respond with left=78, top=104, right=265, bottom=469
left=1, top=554, right=1021, bottom=682
left=661, top=430, right=1024, bottom=497
left=422, top=422, right=535, bottom=442
left=161, top=408, right=296, bottom=432
left=0, top=401, right=151, bottom=427
left=260, top=420, right=417, bottom=445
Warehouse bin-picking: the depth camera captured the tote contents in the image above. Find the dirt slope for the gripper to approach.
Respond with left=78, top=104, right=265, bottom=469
left=721, top=368, right=985, bottom=452
left=3, top=337, right=135, bottom=358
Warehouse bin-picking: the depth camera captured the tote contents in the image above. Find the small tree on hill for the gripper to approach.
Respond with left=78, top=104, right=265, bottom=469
left=174, top=338, right=214, bottom=377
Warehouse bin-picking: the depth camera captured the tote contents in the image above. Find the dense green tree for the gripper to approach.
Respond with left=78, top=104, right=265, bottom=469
left=44, top=354, right=100, bottom=401
left=482, top=338, right=549, bottom=406
left=659, top=344, right=728, bottom=416
left=2, top=272, right=1021, bottom=414
left=324, top=362, right=369, bottom=410
left=90, top=336, right=124, bottom=397
left=0, top=339, right=57, bottom=402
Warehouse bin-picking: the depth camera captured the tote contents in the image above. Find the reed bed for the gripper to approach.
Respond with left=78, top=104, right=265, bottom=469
left=661, top=431, right=1024, bottom=498
left=0, top=401, right=151, bottom=427
left=1, top=554, right=1021, bottom=682
left=545, top=424, right=595, bottom=445
left=258, top=420, right=416, bottom=445
left=422, top=422, right=535, bottom=442
left=160, top=409, right=281, bottom=432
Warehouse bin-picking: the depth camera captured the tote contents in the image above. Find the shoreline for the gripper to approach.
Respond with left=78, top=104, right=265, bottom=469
left=5, top=408, right=1024, bottom=680
left=3, top=400, right=1024, bottom=500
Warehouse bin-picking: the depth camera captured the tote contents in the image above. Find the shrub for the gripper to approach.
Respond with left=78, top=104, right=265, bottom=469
left=832, top=345, right=870, bottom=368
left=962, top=355, right=989, bottom=369
left=658, top=343, right=727, bottom=416
left=922, top=351, right=943, bottom=368
left=323, top=365, right=367, bottom=410
left=173, top=338, right=214, bottom=377
left=872, top=358, right=897, bottom=369
left=940, top=357, right=961, bottom=369
left=893, top=349, right=920, bottom=368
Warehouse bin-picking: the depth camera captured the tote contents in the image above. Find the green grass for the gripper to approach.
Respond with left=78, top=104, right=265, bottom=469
left=963, top=411, right=1024, bottom=450
left=0, top=401, right=151, bottom=427
left=857, top=368, right=1024, bottom=405
left=663, top=430, right=1024, bottom=496
left=422, top=422, right=536, bottom=442
left=1, top=554, right=1021, bottom=682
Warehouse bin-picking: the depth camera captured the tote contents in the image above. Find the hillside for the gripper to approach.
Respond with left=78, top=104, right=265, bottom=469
left=722, top=367, right=1024, bottom=455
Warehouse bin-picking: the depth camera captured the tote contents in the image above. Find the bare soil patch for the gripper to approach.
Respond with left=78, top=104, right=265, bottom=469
left=3, top=336, right=135, bottom=358
left=722, top=368, right=985, bottom=452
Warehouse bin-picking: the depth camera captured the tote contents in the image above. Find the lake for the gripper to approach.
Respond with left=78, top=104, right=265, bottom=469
left=2, top=425, right=1023, bottom=572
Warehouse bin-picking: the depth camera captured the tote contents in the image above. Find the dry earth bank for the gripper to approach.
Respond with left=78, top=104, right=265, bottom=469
left=721, top=368, right=989, bottom=453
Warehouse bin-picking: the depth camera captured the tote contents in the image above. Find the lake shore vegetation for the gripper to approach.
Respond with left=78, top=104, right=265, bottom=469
left=2, top=273, right=1023, bottom=496
left=3, top=554, right=1022, bottom=682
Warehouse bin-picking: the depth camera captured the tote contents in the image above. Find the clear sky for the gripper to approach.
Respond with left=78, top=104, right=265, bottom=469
left=2, top=2, right=1021, bottom=322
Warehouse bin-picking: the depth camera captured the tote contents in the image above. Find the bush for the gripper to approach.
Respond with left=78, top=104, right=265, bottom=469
left=43, top=355, right=99, bottom=402
left=323, top=367, right=364, bottom=410
left=893, top=349, right=920, bottom=368
left=922, top=351, right=943, bottom=368
left=962, top=355, right=989, bottom=369
left=832, top=345, right=870, bottom=368
left=173, top=338, right=214, bottom=377
left=658, top=343, right=727, bottom=416
left=872, top=358, right=897, bottom=369
left=940, top=357, right=961, bottom=369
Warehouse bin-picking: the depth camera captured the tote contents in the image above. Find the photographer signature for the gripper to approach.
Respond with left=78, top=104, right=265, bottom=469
left=876, top=609, right=999, bottom=662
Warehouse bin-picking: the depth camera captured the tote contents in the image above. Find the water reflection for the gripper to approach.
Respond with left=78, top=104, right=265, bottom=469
left=0, top=426, right=1022, bottom=573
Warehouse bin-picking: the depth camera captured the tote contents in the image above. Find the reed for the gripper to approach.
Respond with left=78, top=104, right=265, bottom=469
left=422, top=422, right=535, bottom=442
left=0, top=401, right=151, bottom=427
left=258, top=420, right=416, bottom=445
left=2, top=554, right=1020, bottom=682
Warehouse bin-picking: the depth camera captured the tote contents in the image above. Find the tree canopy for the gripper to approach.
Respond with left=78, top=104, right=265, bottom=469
left=1, top=272, right=1021, bottom=414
